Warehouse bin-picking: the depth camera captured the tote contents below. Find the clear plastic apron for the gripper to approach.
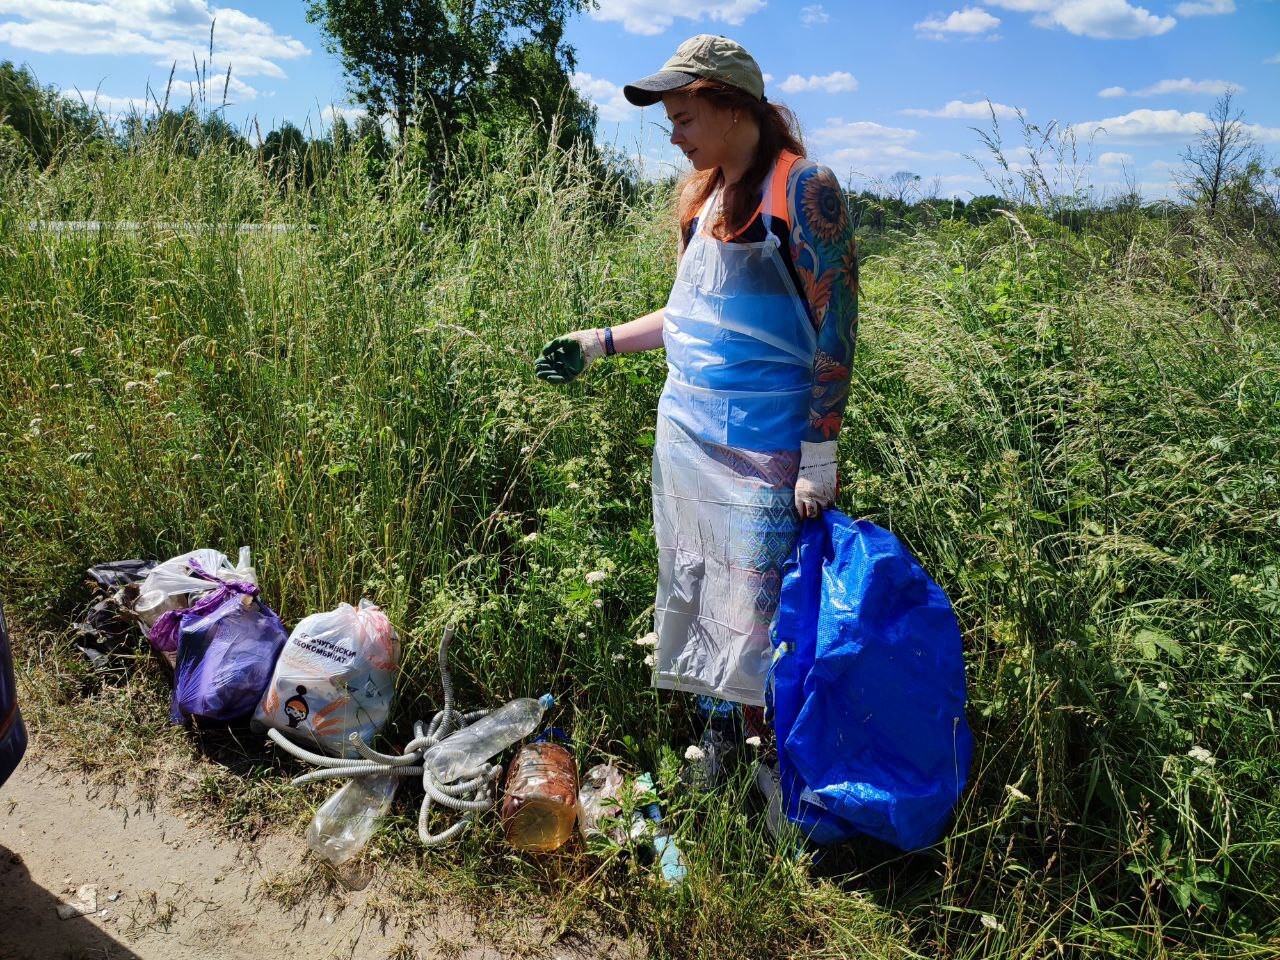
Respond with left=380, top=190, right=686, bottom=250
left=651, top=155, right=815, bottom=706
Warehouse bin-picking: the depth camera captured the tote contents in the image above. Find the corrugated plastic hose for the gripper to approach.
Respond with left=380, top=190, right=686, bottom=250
left=268, top=626, right=502, bottom=846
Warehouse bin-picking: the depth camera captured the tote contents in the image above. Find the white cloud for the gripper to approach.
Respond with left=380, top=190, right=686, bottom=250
left=1265, top=53, right=1279, bottom=65
left=914, top=7, right=1002, bottom=38
left=778, top=71, right=858, bottom=94
left=320, top=105, right=365, bottom=126
left=66, top=89, right=148, bottom=117
left=1098, top=77, right=1240, bottom=97
left=811, top=118, right=921, bottom=146
left=0, top=1, right=308, bottom=85
left=903, top=99, right=1022, bottom=119
left=590, top=0, right=766, bottom=36
left=571, top=72, right=638, bottom=123
left=820, top=144, right=963, bottom=178
left=808, top=119, right=964, bottom=175
left=986, top=0, right=1176, bottom=39
left=800, top=4, right=829, bottom=26
left=1098, top=151, right=1134, bottom=165
left=1073, top=108, right=1280, bottom=142
left=1174, top=0, right=1233, bottom=15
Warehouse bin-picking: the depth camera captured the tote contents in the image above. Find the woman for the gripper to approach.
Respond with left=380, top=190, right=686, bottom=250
left=536, top=35, right=858, bottom=766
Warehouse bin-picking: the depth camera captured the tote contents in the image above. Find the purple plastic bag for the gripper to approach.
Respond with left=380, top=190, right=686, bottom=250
left=149, top=561, right=225, bottom=655
left=158, top=579, right=288, bottom=725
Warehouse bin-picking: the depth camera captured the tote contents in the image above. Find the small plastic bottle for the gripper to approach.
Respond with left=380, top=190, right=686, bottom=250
left=306, top=775, right=399, bottom=865
left=628, top=773, right=687, bottom=885
left=501, top=741, right=579, bottom=852
left=577, top=763, right=626, bottom=842
left=424, top=694, right=554, bottom=783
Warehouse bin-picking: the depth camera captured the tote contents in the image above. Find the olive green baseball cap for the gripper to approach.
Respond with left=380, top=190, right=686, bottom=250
left=623, top=34, right=765, bottom=106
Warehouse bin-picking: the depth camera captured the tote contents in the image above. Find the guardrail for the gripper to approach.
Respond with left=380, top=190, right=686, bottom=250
left=25, top=221, right=311, bottom=234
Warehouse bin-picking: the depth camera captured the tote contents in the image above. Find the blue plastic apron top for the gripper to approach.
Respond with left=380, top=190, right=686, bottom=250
left=651, top=149, right=817, bottom=706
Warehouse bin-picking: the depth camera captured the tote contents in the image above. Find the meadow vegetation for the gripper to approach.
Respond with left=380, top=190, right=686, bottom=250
left=1, top=106, right=1278, bottom=959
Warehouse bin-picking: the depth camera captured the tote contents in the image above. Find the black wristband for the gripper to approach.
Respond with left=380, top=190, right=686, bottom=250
left=604, top=327, right=616, bottom=356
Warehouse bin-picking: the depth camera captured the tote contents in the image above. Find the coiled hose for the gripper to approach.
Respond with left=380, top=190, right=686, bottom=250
left=267, top=625, right=503, bottom=846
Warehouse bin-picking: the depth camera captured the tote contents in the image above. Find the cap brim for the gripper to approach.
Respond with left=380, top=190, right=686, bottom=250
left=622, top=71, right=698, bottom=106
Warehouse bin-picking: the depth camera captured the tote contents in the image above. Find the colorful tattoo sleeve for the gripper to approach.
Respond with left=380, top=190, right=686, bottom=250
left=787, top=162, right=858, bottom=444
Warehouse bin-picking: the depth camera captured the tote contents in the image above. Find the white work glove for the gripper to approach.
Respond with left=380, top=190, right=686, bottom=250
left=534, top=328, right=606, bottom=384
left=795, top=440, right=838, bottom=518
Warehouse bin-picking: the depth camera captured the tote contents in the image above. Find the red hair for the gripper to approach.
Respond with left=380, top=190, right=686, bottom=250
left=673, top=78, right=806, bottom=242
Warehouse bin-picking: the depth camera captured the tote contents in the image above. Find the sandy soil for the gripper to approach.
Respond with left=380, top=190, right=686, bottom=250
left=0, top=754, right=609, bottom=960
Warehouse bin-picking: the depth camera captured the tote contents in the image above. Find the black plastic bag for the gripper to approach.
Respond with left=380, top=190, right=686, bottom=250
left=71, top=560, right=156, bottom=670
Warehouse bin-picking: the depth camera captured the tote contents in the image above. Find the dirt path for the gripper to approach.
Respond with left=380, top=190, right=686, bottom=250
left=0, top=753, right=594, bottom=960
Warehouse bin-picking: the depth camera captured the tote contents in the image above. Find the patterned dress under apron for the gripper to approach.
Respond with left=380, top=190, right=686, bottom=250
left=651, top=150, right=814, bottom=707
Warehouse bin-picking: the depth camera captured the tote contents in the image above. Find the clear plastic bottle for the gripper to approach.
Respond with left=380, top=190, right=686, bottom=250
left=424, top=694, right=554, bottom=782
left=306, top=775, right=399, bottom=865
left=577, top=763, right=625, bottom=842
left=501, top=741, right=579, bottom=852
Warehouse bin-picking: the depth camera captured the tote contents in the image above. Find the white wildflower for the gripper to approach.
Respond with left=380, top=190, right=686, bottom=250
left=592, top=598, right=603, bottom=609
left=745, top=736, right=762, bottom=749
left=86, top=424, right=97, bottom=432
left=635, top=631, right=658, bottom=647
left=577, top=632, right=586, bottom=640
left=684, top=745, right=705, bottom=762
left=124, top=380, right=143, bottom=392
left=69, top=346, right=86, bottom=357
left=522, top=532, right=538, bottom=543
left=1005, top=784, right=1030, bottom=803
left=154, top=370, right=171, bottom=381
left=643, top=653, right=656, bottom=668
left=1242, top=691, right=1254, bottom=701
left=88, top=378, right=102, bottom=386
left=566, top=482, right=580, bottom=491
left=28, top=417, right=41, bottom=428
left=585, top=570, right=607, bottom=584
left=980, top=914, right=1005, bottom=932
left=1187, top=746, right=1215, bottom=767
left=189, top=454, right=203, bottom=462
left=1157, top=681, right=1168, bottom=692
left=520, top=445, right=531, bottom=454
left=611, top=654, right=625, bottom=662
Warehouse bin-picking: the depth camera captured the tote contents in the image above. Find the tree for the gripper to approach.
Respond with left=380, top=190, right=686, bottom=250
left=305, top=0, right=593, bottom=145
left=1180, top=90, right=1261, bottom=220
left=0, top=60, right=103, bottom=167
left=886, top=170, right=922, bottom=206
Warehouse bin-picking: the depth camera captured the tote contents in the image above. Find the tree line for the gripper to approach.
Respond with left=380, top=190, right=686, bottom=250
left=1, top=0, right=1277, bottom=240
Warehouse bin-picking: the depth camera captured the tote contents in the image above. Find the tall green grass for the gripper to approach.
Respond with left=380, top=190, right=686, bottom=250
left=1, top=124, right=1277, bottom=958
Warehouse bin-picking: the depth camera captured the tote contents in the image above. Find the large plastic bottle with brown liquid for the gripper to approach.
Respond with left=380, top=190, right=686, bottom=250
left=501, top=741, right=579, bottom=852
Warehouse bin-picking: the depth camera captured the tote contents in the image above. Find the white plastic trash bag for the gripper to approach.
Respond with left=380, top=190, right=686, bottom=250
left=135, top=547, right=257, bottom=628
left=254, top=600, right=399, bottom=757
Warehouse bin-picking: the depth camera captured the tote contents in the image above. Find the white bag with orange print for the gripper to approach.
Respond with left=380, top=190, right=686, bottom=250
left=253, top=599, right=399, bottom=757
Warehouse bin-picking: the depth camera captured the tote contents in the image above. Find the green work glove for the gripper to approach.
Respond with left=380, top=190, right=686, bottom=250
left=535, top=329, right=605, bottom=384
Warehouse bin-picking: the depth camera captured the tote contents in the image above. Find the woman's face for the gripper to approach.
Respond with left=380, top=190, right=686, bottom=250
left=662, top=92, right=738, bottom=173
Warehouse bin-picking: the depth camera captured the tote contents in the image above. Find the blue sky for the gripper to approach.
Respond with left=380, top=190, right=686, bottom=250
left=1, top=1, right=1277, bottom=199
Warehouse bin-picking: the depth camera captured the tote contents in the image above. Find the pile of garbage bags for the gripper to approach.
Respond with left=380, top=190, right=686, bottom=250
left=77, top=547, right=399, bottom=746
left=73, top=558, right=684, bottom=870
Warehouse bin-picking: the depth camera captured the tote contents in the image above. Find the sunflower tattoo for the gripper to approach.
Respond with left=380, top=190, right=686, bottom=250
left=800, top=168, right=848, bottom=247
